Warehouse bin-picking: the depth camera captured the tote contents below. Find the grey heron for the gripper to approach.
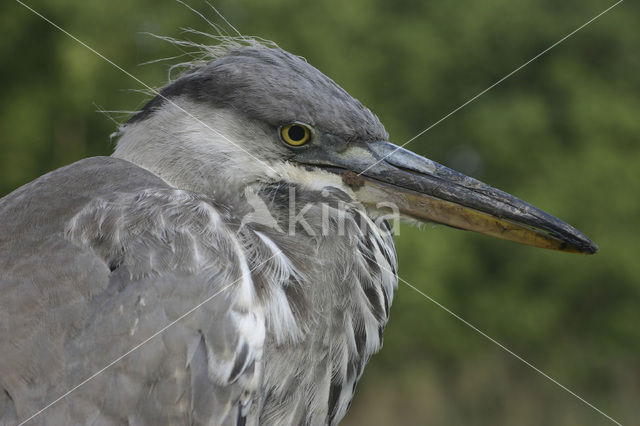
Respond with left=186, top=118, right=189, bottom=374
left=0, top=40, right=596, bottom=425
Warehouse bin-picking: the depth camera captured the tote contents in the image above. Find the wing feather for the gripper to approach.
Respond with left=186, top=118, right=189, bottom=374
left=0, top=157, right=263, bottom=425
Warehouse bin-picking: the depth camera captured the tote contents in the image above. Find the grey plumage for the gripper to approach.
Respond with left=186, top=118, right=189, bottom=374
left=0, top=154, right=396, bottom=425
left=129, top=46, right=387, bottom=143
left=0, top=41, right=397, bottom=424
left=0, top=38, right=596, bottom=425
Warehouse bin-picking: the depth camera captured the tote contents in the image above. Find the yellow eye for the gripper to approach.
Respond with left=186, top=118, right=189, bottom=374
left=280, top=123, right=312, bottom=146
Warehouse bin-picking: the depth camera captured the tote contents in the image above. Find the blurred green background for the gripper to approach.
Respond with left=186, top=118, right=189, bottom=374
left=1, top=0, right=638, bottom=424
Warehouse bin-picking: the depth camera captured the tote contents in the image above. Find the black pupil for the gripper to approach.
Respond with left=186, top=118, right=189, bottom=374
left=287, top=125, right=306, bottom=142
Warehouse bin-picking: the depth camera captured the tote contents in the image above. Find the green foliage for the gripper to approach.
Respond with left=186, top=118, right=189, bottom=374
left=1, top=0, right=638, bottom=424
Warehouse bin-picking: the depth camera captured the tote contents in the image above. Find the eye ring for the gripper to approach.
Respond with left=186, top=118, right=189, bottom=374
left=280, top=123, right=312, bottom=146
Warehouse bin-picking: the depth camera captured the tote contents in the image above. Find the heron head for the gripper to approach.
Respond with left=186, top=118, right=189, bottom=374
left=114, top=41, right=596, bottom=254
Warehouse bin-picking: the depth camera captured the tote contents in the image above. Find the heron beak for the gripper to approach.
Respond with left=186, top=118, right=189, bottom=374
left=299, top=141, right=597, bottom=254
left=357, top=141, right=598, bottom=254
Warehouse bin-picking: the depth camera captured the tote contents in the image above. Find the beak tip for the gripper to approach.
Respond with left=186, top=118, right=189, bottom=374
left=585, top=241, right=599, bottom=255
left=570, top=236, right=598, bottom=255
